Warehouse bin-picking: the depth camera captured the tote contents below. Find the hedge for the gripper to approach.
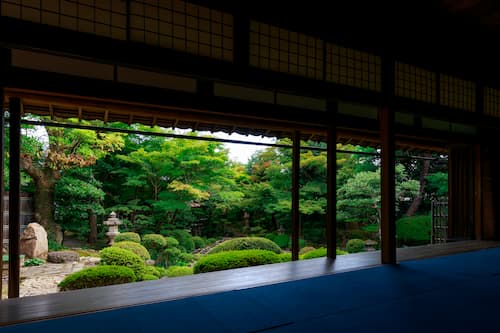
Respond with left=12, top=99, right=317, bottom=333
left=208, top=237, right=281, bottom=255
left=99, top=247, right=147, bottom=280
left=58, top=265, right=136, bottom=291
left=346, top=239, right=365, bottom=253
left=113, top=241, right=151, bottom=261
left=194, top=249, right=282, bottom=274
left=114, top=232, right=141, bottom=243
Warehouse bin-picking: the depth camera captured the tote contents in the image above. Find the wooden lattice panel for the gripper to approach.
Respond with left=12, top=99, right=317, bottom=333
left=129, top=0, right=233, bottom=61
left=249, top=21, right=323, bottom=80
left=395, top=62, right=436, bottom=103
left=484, top=87, right=500, bottom=118
left=440, top=74, right=475, bottom=112
left=1, top=0, right=127, bottom=40
left=326, top=44, right=381, bottom=92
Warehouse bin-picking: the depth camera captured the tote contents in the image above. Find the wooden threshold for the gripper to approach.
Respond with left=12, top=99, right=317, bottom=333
left=1, top=240, right=499, bottom=327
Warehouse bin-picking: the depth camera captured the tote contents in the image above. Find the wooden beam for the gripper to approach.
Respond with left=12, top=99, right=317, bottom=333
left=8, top=97, right=21, bottom=298
left=326, top=101, right=337, bottom=259
left=291, top=130, right=301, bottom=261
left=379, top=105, right=396, bottom=264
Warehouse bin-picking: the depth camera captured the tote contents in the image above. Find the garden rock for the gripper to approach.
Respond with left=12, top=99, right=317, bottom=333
left=47, top=251, right=80, bottom=263
left=20, top=223, right=48, bottom=259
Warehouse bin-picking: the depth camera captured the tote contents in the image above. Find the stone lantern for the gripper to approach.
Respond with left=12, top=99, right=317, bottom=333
left=104, top=212, right=122, bottom=245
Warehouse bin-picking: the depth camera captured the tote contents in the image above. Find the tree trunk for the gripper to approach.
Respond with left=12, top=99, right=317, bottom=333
left=33, top=170, right=62, bottom=242
left=88, top=210, right=97, bottom=245
left=406, top=155, right=431, bottom=217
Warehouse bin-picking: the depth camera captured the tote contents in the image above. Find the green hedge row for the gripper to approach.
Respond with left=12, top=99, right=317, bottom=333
left=194, top=249, right=282, bottom=274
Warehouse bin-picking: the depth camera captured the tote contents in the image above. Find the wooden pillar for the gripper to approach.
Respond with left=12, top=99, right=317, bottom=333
left=326, top=102, right=337, bottom=259
left=8, top=97, right=21, bottom=298
left=0, top=89, right=3, bottom=299
left=379, top=106, right=396, bottom=264
left=291, top=131, right=300, bottom=261
left=474, top=144, right=482, bottom=240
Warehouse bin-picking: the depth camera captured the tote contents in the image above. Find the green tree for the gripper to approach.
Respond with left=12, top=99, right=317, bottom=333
left=20, top=119, right=124, bottom=240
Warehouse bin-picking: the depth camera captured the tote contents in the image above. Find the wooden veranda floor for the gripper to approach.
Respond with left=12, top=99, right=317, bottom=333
left=1, top=240, right=499, bottom=327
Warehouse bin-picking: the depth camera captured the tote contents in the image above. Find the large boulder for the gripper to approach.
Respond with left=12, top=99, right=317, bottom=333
left=47, top=251, right=79, bottom=263
left=19, top=223, right=48, bottom=259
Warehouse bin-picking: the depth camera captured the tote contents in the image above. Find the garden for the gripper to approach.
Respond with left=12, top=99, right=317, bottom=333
left=2, top=117, right=448, bottom=296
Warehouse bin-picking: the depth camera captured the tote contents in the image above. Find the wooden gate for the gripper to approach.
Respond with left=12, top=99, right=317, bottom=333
left=431, top=198, right=448, bottom=244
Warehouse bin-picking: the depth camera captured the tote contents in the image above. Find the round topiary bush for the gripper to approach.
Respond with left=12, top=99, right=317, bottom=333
left=346, top=239, right=366, bottom=253
left=58, top=265, right=136, bottom=291
left=114, top=232, right=141, bottom=243
left=113, top=241, right=151, bottom=261
left=165, top=236, right=179, bottom=248
left=193, top=249, right=282, bottom=274
left=142, top=274, right=159, bottom=281
left=165, top=230, right=194, bottom=252
left=192, top=236, right=206, bottom=249
left=208, top=237, right=282, bottom=255
left=141, top=234, right=167, bottom=260
left=99, top=247, right=146, bottom=280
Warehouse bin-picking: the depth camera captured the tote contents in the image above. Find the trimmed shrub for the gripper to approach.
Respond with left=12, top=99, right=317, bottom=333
left=58, top=265, right=136, bottom=291
left=114, top=232, right=141, bottom=243
left=99, top=247, right=146, bottom=280
left=346, top=239, right=365, bottom=253
left=165, top=266, right=194, bottom=277
left=208, top=237, right=281, bottom=255
left=193, top=249, right=282, bottom=274
left=142, top=234, right=167, bottom=260
left=144, top=265, right=163, bottom=278
left=161, top=247, right=195, bottom=267
left=142, top=274, right=159, bottom=281
left=278, top=253, right=292, bottom=262
left=299, top=246, right=316, bottom=255
left=301, top=248, right=349, bottom=260
left=396, top=215, right=431, bottom=246
left=192, top=236, right=206, bottom=249
left=113, top=241, right=151, bottom=261
left=164, top=230, right=194, bottom=252
left=165, top=236, right=179, bottom=248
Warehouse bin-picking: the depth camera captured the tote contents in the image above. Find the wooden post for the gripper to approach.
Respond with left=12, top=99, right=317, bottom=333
left=474, top=144, right=482, bottom=240
left=291, top=131, right=300, bottom=261
left=326, top=102, right=337, bottom=259
left=379, top=105, right=396, bottom=264
left=8, top=97, right=21, bottom=298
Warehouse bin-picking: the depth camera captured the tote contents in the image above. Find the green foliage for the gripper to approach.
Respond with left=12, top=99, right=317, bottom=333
left=112, top=241, right=151, bottom=261
left=114, top=232, right=141, bottom=243
left=346, top=239, right=366, bottom=253
left=192, top=236, right=206, bottom=249
left=165, top=266, right=194, bottom=277
left=161, top=247, right=195, bottom=267
left=208, top=237, right=282, bottom=255
left=300, top=247, right=348, bottom=260
left=48, top=239, right=66, bottom=251
left=265, top=233, right=290, bottom=249
left=426, top=172, right=448, bottom=198
left=396, top=215, right=431, bottom=246
left=141, top=234, right=167, bottom=260
left=287, top=238, right=306, bottom=249
left=58, top=265, right=136, bottom=291
left=142, top=274, right=159, bottom=281
left=23, top=258, right=45, bottom=266
left=299, top=246, right=316, bottom=255
left=163, top=230, right=194, bottom=252
left=164, top=236, right=179, bottom=248
left=99, top=247, right=146, bottom=280
left=55, top=167, right=105, bottom=236
left=193, top=250, right=282, bottom=274
left=278, top=253, right=292, bottom=262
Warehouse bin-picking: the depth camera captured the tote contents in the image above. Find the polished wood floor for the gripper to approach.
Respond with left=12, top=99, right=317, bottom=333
left=1, top=240, right=499, bottom=327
